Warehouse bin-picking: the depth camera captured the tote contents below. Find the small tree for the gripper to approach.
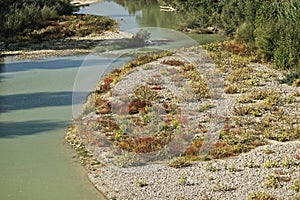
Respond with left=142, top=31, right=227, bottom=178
left=41, top=6, right=59, bottom=21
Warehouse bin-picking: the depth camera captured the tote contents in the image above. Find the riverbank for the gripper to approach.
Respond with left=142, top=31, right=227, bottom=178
left=0, top=9, right=132, bottom=61
left=1, top=31, right=132, bottom=60
left=66, top=43, right=300, bottom=199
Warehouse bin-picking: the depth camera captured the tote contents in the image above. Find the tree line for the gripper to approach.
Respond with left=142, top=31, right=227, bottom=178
left=1, top=0, right=299, bottom=71
left=164, top=0, right=300, bottom=70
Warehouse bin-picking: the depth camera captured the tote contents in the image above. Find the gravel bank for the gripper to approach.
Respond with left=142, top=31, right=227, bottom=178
left=1, top=31, right=132, bottom=60
left=66, top=47, right=300, bottom=200
left=90, top=141, right=299, bottom=200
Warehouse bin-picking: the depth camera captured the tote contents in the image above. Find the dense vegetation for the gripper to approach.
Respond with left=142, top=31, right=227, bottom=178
left=1, top=0, right=299, bottom=81
left=163, top=0, right=300, bottom=72
left=0, top=0, right=75, bottom=37
left=0, top=0, right=118, bottom=45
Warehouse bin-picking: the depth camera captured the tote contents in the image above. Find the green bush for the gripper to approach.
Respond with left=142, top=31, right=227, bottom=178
left=273, top=42, right=298, bottom=69
left=220, top=0, right=244, bottom=35
left=4, top=4, right=41, bottom=34
left=0, top=0, right=75, bottom=37
left=254, top=0, right=300, bottom=69
left=163, top=0, right=299, bottom=69
left=279, top=68, right=300, bottom=86
left=41, top=6, right=59, bottom=21
left=235, top=22, right=254, bottom=43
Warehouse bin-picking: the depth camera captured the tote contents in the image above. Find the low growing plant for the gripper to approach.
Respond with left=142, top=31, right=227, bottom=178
left=248, top=192, right=275, bottom=200
left=291, top=179, right=300, bottom=192
left=265, top=174, right=281, bottom=189
left=264, top=159, right=279, bottom=168
left=206, top=163, right=220, bottom=172
left=168, top=156, right=193, bottom=168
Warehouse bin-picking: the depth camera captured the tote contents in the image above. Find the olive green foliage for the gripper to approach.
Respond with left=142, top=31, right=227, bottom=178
left=114, top=0, right=158, bottom=15
left=203, top=40, right=300, bottom=159
left=168, top=157, right=192, bottom=168
left=0, top=0, right=75, bottom=37
left=265, top=174, right=281, bottom=189
left=163, top=0, right=299, bottom=70
left=279, top=68, right=300, bottom=86
left=163, top=0, right=221, bottom=30
left=248, top=192, right=275, bottom=200
left=291, top=179, right=300, bottom=192
left=254, top=0, right=300, bottom=69
left=114, top=0, right=181, bottom=29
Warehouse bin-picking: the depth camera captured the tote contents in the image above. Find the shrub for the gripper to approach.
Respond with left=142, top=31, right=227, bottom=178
left=161, top=59, right=185, bottom=66
left=41, top=6, right=58, bottom=21
left=291, top=179, right=300, bottom=192
left=254, top=0, right=300, bottom=69
left=248, top=192, right=275, bottom=200
left=235, top=22, right=254, bottom=43
left=4, top=4, right=41, bottom=34
left=279, top=68, right=300, bottom=86
left=265, top=174, right=281, bottom=189
left=168, top=157, right=192, bottom=168
left=0, top=0, right=76, bottom=37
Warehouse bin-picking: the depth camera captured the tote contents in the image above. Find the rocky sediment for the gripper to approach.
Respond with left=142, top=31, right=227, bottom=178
left=88, top=141, right=300, bottom=200
left=1, top=31, right=132, bottom=60
left=66, top=46, right=300, bottom=200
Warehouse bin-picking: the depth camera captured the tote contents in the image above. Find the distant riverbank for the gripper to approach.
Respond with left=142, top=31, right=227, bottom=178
left=1, top=31, right=132, bottom=60
left=0, top=0, right=130, bottom=61
left=71, top=0, right=104, bottom=6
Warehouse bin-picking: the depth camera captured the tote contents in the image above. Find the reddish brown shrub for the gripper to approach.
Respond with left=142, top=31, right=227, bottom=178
left=161, top=59, right=185, bottom=66
left=118, top=136, right=166, bottom=153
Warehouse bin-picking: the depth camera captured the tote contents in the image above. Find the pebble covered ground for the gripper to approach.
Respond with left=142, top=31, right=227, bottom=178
left=66, top=47, right=300, bottom=200
left=89, top=141, right=300, bottom=200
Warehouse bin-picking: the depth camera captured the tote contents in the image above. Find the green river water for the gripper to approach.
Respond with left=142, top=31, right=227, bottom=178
left=0, top=57, right=105, bottom=199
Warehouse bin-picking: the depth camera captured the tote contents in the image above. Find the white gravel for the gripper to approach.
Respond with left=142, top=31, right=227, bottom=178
left=68, top=48, right=300, bottom=200
left=89, top=141, right=300, bottom=200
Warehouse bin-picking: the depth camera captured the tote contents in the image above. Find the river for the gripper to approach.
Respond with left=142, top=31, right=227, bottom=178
left=76, top=0, right=180, bottom=31
left=77, top=0, right=225, bottom=44
left=0, top=1, right=221, bottom=199
left=0, top=56, right=108, bottom=199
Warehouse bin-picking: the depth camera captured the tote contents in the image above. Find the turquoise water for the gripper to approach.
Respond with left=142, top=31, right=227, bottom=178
left=0, top=57, right=105, bottom=200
